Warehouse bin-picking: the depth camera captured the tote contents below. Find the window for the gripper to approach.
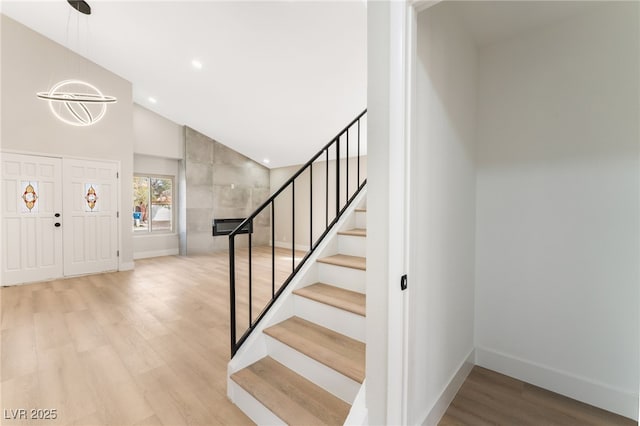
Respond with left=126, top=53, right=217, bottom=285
left=133, top=175, right=173, bottom=232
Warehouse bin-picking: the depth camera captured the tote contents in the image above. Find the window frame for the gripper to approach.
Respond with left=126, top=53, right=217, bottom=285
left=133, top=174, right=175, bottom=234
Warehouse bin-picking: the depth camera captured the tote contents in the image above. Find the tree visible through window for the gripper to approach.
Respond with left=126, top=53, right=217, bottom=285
left=133, top=175, right=173, bottom=232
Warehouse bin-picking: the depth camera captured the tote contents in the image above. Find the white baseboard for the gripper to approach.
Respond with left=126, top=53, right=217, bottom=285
left=118, top=261, right=135, bottom=271
left=421, top=349, right=475, bottom=426
left=475, top=346, right=639, bottom=421
left=133, top=248, right=179, bottom=260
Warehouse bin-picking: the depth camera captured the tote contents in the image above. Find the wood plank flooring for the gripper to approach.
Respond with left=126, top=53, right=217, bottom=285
left=2, top=249, right=634, bottom=426
left=0, top=248, right=301, bottom=426
left=440, top=366, right=635, bottom=426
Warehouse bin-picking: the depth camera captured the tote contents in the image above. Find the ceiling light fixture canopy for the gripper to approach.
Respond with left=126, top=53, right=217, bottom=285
left=67, top=0, right=91, bottom=15
left=37, top=0, right=117, bottom=126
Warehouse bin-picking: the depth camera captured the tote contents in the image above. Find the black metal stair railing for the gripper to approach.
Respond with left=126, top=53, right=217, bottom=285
left=229, top=109, right=367, bottom=357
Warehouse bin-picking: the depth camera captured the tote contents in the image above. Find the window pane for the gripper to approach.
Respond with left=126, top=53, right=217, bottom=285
left=133, top=176, right=150, bottom=232
left=150, top=177, right=172, bottom=232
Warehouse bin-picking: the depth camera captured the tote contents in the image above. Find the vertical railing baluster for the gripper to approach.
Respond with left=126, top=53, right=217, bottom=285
left=346, top=128, right=349, bottom=202
left=325, top=148, right=329, bottom=228
left=229, top=235, right=236, bottom=356
left=292, top=181, right=295, bottom=273
left=271, top=200, right=275, bottom=299
left=309, top=164, right=313, bottom=251
left=248, top=231, right=252, bottom=328
left=357, top=118, right=360, bottom=187
left=336, top=137, right=340, bottom=217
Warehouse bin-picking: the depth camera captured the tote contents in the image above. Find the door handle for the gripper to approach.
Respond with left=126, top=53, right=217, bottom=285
left=55, top=223, right=61, bottom=227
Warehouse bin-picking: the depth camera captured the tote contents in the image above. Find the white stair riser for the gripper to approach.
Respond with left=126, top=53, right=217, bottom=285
left=355, top=211, right=366, bottom=229
left=265, top=335, right=361, bottom=404
left=338, top=234, right=366, bottom=257
left=339, top=214, right=356, bottom=233
left=228, top=379, right=287, bottom=426
left=317, top=263, right=366, bottom=293
left=293, top=295, right=365, bottom=342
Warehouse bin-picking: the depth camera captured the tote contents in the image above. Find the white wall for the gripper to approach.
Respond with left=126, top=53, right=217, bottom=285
left=411, top=4, right=478, bottom=424
left=475, top=3, right=639, bottom=419
left=1, top=14, right=135, bottom=269
left=133, top=104, right=184, bottom=160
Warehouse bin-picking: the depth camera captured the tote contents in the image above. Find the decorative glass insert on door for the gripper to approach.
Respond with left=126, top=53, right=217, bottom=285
left=84, top=184, right=99, bottom=212
left=133, top=175, right=173, bottom=232
left=21, top=181, right=39, bottom=213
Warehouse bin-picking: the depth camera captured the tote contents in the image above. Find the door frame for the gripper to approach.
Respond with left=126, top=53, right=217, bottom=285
left=0, top=149, right=121, bottom=282
left=366, top=1, right=441, bottom=424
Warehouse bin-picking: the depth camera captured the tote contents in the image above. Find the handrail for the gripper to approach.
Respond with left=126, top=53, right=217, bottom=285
left=228, top=109, right=367, bottom=357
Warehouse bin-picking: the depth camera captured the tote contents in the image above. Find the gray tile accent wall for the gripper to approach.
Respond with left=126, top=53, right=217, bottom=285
left=185, top=126, right=270, bottom=254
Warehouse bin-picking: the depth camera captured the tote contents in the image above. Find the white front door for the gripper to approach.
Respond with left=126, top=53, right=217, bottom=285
left=1, top=153, right=63, bottom=285
left=63, top=158, right=118, bottom=276
left=1, top=153, right=119, bottom=286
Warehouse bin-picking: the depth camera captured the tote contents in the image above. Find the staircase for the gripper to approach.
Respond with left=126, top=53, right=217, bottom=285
left=228, top=201, right=368, bottom=425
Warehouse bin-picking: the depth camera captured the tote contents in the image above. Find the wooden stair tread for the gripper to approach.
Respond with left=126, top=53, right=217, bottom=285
left=316, top=254, right=366, bottom=271
left=294, top=283, right=365, bottom=316
left=338, top=228, right=367, bottom=237
left=231, top=356, right=350, bottom=425
left=355, top=208, right=367, bottom=212
left=264, top=317, right=365, bottom=383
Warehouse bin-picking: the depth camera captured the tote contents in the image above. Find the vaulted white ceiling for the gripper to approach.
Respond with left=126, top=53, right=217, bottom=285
left=2, top=1, right=367, bottom=168
left=3, top=1, right=603, bottom=169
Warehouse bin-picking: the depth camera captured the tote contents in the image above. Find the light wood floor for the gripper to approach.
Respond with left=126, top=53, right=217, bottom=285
left=440, top=366, right=635, bottom=426
left=0, top=247, right=300, bottom=426
left=2, top=250, right=635, bottom=426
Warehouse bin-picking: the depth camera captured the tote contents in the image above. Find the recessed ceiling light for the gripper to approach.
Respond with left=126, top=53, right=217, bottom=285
left=263, top=158, right=270, bottom=164
left=191, top=60, right=203, bottom=70
left=148, top=97, right=157, bottom=104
